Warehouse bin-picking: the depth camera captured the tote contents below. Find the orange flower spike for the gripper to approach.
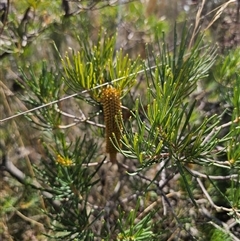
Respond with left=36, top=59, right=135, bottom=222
left=101, top=86, right=122, bottom=163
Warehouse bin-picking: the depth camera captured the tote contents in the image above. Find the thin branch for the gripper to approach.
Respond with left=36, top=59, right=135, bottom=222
left=15, top=210, right=45, bottom=229
left=188, top=168, right=239, bottom=181
left=0, top=154, right=62, bottom=211
left=208, top=221, right=240, bottom=241
left=205, top=0, right=236, bottom=30
left=0, top=65, right=157, bottom=123
left=120, top=163, right=195, bottom=239
left=137, top=191, right=181, bottom=220
left=201, top=116, right=240, bottom=146
left=197, top=177, right=240, bottom=215
left=189, top=0, right=206, bottom=49
left=199, top=206, right=240, bottom=241
left=55, top=106, right=105, bottom=128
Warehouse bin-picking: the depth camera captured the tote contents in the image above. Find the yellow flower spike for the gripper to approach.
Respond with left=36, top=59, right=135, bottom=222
left=100, top=85, right=122, bottom=163
left=56, top=154, right=73, bottom=166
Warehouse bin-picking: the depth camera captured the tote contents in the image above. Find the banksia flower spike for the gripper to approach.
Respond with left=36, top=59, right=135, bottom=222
left=101, top=85, right=122, bottom=163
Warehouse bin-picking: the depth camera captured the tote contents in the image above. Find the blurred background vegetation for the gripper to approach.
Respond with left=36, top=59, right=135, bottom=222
left=1, top=0, right=240, bottom=240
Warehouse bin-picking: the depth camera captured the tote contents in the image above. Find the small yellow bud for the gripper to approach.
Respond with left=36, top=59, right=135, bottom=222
left=56, top=155, right=73, bottom=166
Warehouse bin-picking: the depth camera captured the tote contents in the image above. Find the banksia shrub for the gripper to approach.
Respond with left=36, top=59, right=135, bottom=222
left=6, top=23, right=240, bottom=240
left=61, top=35, right=140, bottom=162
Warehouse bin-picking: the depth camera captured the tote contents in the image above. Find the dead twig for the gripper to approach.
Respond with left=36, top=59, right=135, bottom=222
left=197, top=177, right=240, bottom=215
left=55, top=106, right=105, bottom=128
left=187, top=168, right=238, bottom=181
left=208, top=221, right=240, bottom=241
left=189, top=0, right=206, bottom=49
left=205, top=0, right=236, bottom=31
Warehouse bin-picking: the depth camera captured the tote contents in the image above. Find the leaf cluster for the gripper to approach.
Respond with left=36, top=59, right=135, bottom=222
left=62, top=33, right=141, bottom=102
left=36, top=133, right=102, bottom=240
left=20, top=62, right=63, bottom=129
left=120, top=26, right=219, bottom=168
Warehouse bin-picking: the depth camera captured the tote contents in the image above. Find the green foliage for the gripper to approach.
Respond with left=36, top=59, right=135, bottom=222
left=225, top=74, right=240, bottom=168
left=62, top=33, right=141, bottom=102
left=117, top=201, right=155, bottom=241
left=2, top=1, right=240, bottom=240
left=20, top=62, right=63, bottom=129
left=213, top=47, right=240, bottom=87
left=37, top=134, right=102, bottom=240
left=119, top=26, right=218, bottom=168
left=200, top=223, right=232, bottom=241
